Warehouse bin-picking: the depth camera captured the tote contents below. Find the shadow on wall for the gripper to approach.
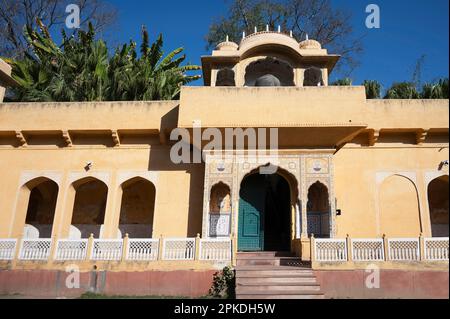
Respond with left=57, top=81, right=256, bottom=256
left=150, top=106, right=205, bottom=237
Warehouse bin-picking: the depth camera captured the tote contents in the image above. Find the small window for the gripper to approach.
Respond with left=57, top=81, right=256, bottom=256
left=303, top=67, right=324, bottom=87
left=216, top=68, right=236, bottom=86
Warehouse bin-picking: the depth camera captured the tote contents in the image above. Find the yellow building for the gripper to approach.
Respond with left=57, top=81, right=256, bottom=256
left=0, top=32, right=448, bottom=299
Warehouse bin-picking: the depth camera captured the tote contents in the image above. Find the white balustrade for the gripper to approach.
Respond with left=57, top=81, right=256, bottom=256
left=315, top=239, right=347, bottom=262
left=163, top=238, right=195, bottom=260
left=55, top=239, right=88, bottom=261
left=352, top=239, right=385, bottom=262
left=424, top=237, right=449, bottom=261
left=19, top=239, right=52, bottom=261
left=91, top=239, right=123, bottom=261
left=388, top=238, right=420, bottom=261
left=199, top=238, right=231, bottom=261
left=0, top=239, right=17, bottom=260
left=126, top=239, right=159, bottom=261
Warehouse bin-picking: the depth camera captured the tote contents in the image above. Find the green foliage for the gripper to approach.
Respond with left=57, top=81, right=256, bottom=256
left=363, top=80, right=382, bottom=99
left=209, top=266, right=235, bottom=299
left=4, top=20, right=201, bottom=102
left=421, top=78, right=449, bottom=99
left=331, top=78, right=353, bottom=86
left=384, top=82, right=421, bottom=99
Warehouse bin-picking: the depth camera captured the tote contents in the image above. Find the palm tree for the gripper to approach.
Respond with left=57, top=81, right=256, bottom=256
left=421, top=78, right=449, bottom=99
left=363, top=80, right=381, bottom=99
left=4, top=20, right=201, bottom=102
left=331, top=78, right=353, bottom=86
left=384, top=82, right=421, bottom=99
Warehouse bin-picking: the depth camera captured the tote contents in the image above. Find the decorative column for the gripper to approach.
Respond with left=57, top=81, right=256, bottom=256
left=295, top=201, right=301, bottom=239
left=300, top=157, right=309, bottom=238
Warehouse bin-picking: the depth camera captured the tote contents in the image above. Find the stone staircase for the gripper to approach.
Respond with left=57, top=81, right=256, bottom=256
left=235, top=252, right=325, bottom=299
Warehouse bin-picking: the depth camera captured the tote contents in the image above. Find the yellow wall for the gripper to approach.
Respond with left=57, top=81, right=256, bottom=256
left=0, top=90, right=448, bottom=246
left=0, top=146, right=204, bottom=239
left=334, top=146, right=448, bottom=238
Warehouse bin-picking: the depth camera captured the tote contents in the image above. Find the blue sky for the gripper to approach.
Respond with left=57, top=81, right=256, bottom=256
left=104, top=0, right=449, bottom=90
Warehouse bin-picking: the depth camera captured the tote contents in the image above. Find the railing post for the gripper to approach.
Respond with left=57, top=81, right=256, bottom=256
left=86, top=233, right=94, bottom=261
left=157, top=235, right=164, bottom=261
left=195, top=233, right=201, bottom=261
left=310, top=234, right=316, bottom=262
left=13, top=238, right=22, bottom=262
left=346, top=234, right=352, bottom=262
left=122, top=233, right=129, bottom=262
left=419, top=233, right=425, bottom=261
left=382, top=234, right=389, bottom=261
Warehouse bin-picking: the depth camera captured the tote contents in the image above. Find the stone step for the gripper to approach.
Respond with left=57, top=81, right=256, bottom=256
left=237, top=251, right=295, bottom=258
left=235, top=265, right=313, bottom=271
left=236, top=257, right=303, bottom=267
left=237, top=284, right=321, bottom=294
left=237, top=294, right=325, bottom=300
left=234, top=252, right=322, bottom=299
left=236, top=270, right=315, bottom=278
left=236, top=266, right=314, bottom=277
left=237, top=277, right=318, bottom=285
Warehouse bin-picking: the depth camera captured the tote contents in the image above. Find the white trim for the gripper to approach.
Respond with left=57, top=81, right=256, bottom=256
left=162, top=238, right=195, bottom=261
left=54, top=239, right=88, bottom=261
left=387, top=238, right=420, bottom=261
left=0, top=239, right=18, bottom=260
left=351, top=238, right=385, bottom=262
left=116, top=171, right=159, bottom=187
left=68, top=171, right=111, bottom=186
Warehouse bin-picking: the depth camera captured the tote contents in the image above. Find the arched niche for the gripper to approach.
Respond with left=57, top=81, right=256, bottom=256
left=428, top=175, right=449, bottom=237
left=379, top=175, right=421, bottom=237
left=118, top=177, right=156, bottom=238
left=208, top=182, right=231, bottom=237
left=13, top=177, right=59, bottom=239
left=70, top=177, right=108, bottom=238
left=209, top=182, right=231, bottom=214
left=244, top=57, right=295, bottom=87
left=307, top=181, right=330, bottom=238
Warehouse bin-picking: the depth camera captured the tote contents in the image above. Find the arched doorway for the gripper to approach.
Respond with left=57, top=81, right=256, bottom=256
left=22, top=178, right=59, bottom=238
left=238, top=173, right=291, bottom=252
left=70, top=178, right=108, bottom=238
left=428, top=175, right=449, bottom=237
left=119, top=177, right=156, bottom=238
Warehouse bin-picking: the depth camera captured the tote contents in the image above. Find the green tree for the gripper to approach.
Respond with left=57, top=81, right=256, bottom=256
left=384, top=82, right=421, bottom=99
left=4, top=21, right=201, bottom=102
left=207, top=0, right=363, bottom=74
left=421, top=78, right=449, bottom=99
left=331, top=78, right=352, bottom=86
left=363, top=80, right=382, bottom=99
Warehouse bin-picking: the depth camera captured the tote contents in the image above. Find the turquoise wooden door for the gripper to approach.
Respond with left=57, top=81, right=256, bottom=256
left=238, top=175, right=265, bottom=251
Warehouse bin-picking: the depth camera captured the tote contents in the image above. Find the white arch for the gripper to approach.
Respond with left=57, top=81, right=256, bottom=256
left=68, top=171, right=111, bottom=187
left=19, top=171, right=63, bottom=189
left=117, top=171, right=158, bottom=188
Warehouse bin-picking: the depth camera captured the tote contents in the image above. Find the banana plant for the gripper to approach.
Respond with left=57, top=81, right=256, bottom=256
left=4, top=20, right=201, bottom=102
